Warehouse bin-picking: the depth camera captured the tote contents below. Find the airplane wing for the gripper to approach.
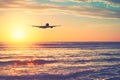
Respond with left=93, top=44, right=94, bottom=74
left=32, top=25, right=60, bottom=29
left=52, top=25, right=60, bottom=27
left=48, top=25, right=60, bottom=28
left=32, top=25, right=40, bottom=27
left=32, top=25, right=48, bottom=28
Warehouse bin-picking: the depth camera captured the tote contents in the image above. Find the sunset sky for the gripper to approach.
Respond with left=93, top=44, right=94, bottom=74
left=0, top=0, right=120, bottom=43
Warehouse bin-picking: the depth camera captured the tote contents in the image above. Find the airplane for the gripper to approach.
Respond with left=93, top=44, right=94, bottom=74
left=32, top=23, right=60, bottom=29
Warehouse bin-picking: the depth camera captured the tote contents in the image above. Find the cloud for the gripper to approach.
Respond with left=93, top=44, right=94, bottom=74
left=104, top=0, right=120, bottom=4
left=0, top=0, right=120, bottom=19
left=50, top=0, right=67, bottom=2
left=71, top=0, right=120, bottom=4
left=0, top=0, right=34, bottom=8
left=56, top=6, right=120, bottom=18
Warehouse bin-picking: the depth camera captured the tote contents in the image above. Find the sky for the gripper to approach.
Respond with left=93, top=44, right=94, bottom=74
left=0, top=0, right=120, bottom=43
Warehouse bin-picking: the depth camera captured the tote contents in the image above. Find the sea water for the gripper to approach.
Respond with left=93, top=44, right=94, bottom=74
left=0, top=42, right=120, bottom=80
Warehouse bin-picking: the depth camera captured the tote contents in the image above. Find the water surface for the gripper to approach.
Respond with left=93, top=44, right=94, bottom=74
left=0, top=42, right=120, bottom=80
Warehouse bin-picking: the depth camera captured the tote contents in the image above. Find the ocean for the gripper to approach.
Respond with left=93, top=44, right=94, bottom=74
left=0, top=42, right=120, bottom=80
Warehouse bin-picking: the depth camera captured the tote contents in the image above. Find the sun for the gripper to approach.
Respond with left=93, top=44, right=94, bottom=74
left=12, top=29, right=25, bottom=41
left=13, top=30, right=24, bottom=39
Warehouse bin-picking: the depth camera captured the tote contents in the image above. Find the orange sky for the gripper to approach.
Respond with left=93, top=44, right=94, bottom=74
left=0, top=0, right=120, bottom=43
left=0, top=10, right=120, bottom=43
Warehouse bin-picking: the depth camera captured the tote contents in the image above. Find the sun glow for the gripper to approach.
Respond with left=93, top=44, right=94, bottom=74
left=12, top=29, right=25, bottom=41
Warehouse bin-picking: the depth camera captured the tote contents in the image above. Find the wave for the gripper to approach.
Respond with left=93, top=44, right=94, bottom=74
left=1, top=42, right=120, bottom=49
left=0, top=70, right=95, bottom=80
left=33, top=42, right=120, bottom=49
left=0, top=69, right=119, bottom=80
left=0, top=61, right=120, bottom=80
left=0, top=57, right=120, bottom=66
left=75, top=58, right=120, bottom=63
left=101, top=53, right=120, bottom=56
left=0, top=59, right=58, bottom=66
left=107, top=77, right=120, bottom=80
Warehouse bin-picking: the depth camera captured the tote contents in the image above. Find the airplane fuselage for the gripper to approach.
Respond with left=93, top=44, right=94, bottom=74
left=33, top=26, right=55, bottom=28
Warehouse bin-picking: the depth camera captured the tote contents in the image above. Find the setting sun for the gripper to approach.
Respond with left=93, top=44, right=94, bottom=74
left=12, top=29, right=25, bottom=41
